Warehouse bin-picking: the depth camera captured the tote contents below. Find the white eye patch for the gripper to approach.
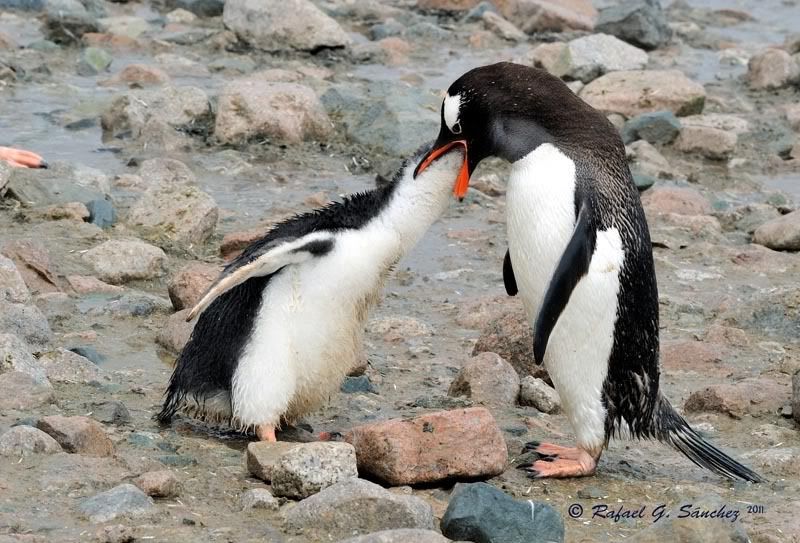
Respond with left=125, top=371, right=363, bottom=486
left=443, top=93, right=462, bottom=134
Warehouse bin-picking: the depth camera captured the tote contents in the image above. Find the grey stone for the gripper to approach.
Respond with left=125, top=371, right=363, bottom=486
left=223, top=0, right=350, bottom=52
left=405, top=22, right=451, bottom=40
left=596, top=0, right=671, bottom=51
left=283, top=478, right=435, bottom=540
left=127, top=183, right=218, bottom=246
left=38, top=348, right=101, bottom=384
left=4, top=162, right=107, bottom=207
left=338, top=529, right=451, bottom=543
left=169, top=0, right=224, bottom=17
left=271, top=442, right=359, bottom=499
left=133, top=470, right=181, bottom=498
left=0, top=333, right=47, bottom=384
left=563, top=33, right=649, bottom=82
left=627, top=494, right=749, bottom=542
left=441, top=483, right=564, bottom=543
left=463, top=1, right=498, bottom=22
left=86, top=198, right=116, bottom=228
left=91, top=400, right=131, bottom=426
left=76, top=291, right=172, bottom=318
left=793, top=370, right=799, bottom=425
left=448, top=352, right=520, bottom=406
left=0, top=301, right=52, bottom=347
left=78, top=484, right=155, bottom=523
left=44, top=11, right=99, bottom=45
left=77, top=47, right=112, bottom=76
left=69, top=345, right=104, bottom=364
left=518, top=376, right=561, bottom=414
left=97, top=15, right=149, bottom=38
left=341, top=375, right=377, bottom=394
left=82, top=240, right=167, bottom=284
left=0, top=254, right=31, bottom=303
left=0, top=0, right=45, bottom=9
left=0, top=425, right=62, bottom=456
left=482, top=11, right=525, bottom=42
left=370, top=19, right=405, bottom=40
left=240, top=488, right=280, bottom=511
left=622, top=111, right=681, bottom=144
left=0, top=371, right=54, bottom=410
left=753, top=209, right=800, bottom=251
left=633, top=173, right=657, bottom=191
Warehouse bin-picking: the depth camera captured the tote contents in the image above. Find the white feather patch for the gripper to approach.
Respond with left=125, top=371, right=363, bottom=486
left=443, top=93, right=462, bottom=133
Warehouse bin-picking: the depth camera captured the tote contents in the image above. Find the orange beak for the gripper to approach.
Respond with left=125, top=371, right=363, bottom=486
left=414, top=140, right=470, bottom=200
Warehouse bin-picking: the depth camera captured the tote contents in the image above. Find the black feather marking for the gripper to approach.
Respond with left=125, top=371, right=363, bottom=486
left=503, top=249, right=518, bottom=296
left=532, top=191, right=596, bottom=365
left=293, top=238, right=334, bottom=256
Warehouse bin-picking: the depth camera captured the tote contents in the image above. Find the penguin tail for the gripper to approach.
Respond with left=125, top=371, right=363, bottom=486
left=652, top=394, right=765, bottom=483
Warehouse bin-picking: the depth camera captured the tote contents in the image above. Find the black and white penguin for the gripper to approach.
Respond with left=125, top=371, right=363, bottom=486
left=157, top=145, right=464, bottom=442
left=415, top=62, right=763, bottom=482
left=0, top=146, right=47, bottom=168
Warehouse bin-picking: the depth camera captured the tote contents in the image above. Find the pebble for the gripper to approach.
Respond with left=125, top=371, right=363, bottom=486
left=747, top=48, right=800, bottom=90
left=441, top=482, right=564, bottom=543
left=0, top=301, right=53, bottom=347
left=282, top=478, right=435, bottom=540
left=752, top=210, right=800, bottom=251
left=472, top=304, right=548, bottom=380
left=156, top=309, right=194, bottom=353
left=562, top=33, right=649, bottom=83
left=82, top=239, right=167, bottom=284
left=675, top=113, right=749, bottom=160
left=240, top=488, right=280, bottom=511
left=223, top=0, right=350, bottom=52
left=641, top=186, right=711, bottom=216
left=216, top=76, right=331, bottom=144
left=90, top=400, right=132, bottom=426
left=0, top=425, right=62, bottom=456
left=0, top=332, right=47, bottom=383
left=448, top=352, right=520, bottom=406
left=622, top=110, right=681, bottom=145
left=78, top=484, right=154, bottom=523
left=338, top=530, right=450, bottom=543
left=38, top=348, right=102, bottom=384
left=793, top=370, right=800, bottom=425
left=36, top=415, right=115, bottom=456
left=0, top=254, right=30, bottom=303
left=133, top=470, right=181, bottom=498
left=85, top=198, right=116, bottom=228
left=271, top=441, right=358, bottom=499
left=345, top=407, right=507, bottom=485
left=77, top=46, right=112, bottom=76
left=595, top=0, right=672, bottom=50
left=0, top=371, right=54, bottom=409
left=247, top=441, right=303, bottom=482
left=168, top=262, right=220, bottom=311
left=129, top=183, right=217, bottom=247
left=341, top=375, right=378, bottom=394
left=518, top=376, right=561, bottom=413
left=580, top=70, right=705, bottom=118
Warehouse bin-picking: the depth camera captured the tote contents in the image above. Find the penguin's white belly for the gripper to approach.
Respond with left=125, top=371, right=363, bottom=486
left=507, top=144, right=624, bottom=450
left=231, top=227, right=400, bottom=428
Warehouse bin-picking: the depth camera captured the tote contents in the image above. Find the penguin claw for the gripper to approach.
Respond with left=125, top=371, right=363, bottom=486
left=522, top=440, right=540, bottom=453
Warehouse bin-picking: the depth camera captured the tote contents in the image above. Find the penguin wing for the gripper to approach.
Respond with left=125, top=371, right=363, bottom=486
left=503, top=249, right=518, bottom=296
left=186, top=232, right=336, bottom=322
left=532, top=195, right=597, bottom=365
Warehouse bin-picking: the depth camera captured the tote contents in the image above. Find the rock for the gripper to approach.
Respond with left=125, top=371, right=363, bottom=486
left=370, top=18, right=405, bottom=40
left=493, top=0, right=597, bottom=33
left=747, top=48, right=800, bottom=90
left=660, top=341, right=722, bottom=372
left=282, top=478, right=435, bottom=540
left=482, top=11, right=526, bottom=41
left=82, top=240, right=167, bottom=284
left=622, top=111, right=681, bottom=144
left=627, top=140, right=671, bottom=178
left=133, top=470, right=181, bottom=498
left=270, top=442, right=358, bottom=499
left=472, top=304, right=548, bottom=380
left=580, top=70, right=705, bottom=118
left=418, top=0, right=480, bottom=9
left=627, top=496, right=750, bottom=543
left=66, top=275, right=123, bottom=294
left=0, top=372, right=54, bottom=409
left=168, top=0, right=223, bottom=17
left=753, top=210, right=800, bottom=251
left=91, top=400, right=131, bottom=426
left=38, top=348, right=101, bottom=384
left=128, top=183, right=218, bottom=246
left=367, top=315, right=432, bottom=341
left=785, top=103, right=800, bottom=132
left=36, top=415, right=115, bottom=456
left=675, top=114, right=749, bottom=160
left=78, top=484, right=154, bottom=523
left=223, top=0, right=350, bottom=52
left=156, top=309, right=194, bottom=353
left=339, top=530, right=451, bottom=543
left=216, top=76, right=331, bottom=144
left=793, top=370, right=799, bottom=425
left=633, top=173, right=656, bottom=191
left=247, top=441, right=302, bottom=482
left=518, top=376, right=561, bottom=413
left=0, top=254, right=30, bottom=303
left=138, top=157, right=196, bottom=187
left=345, top=407, right=507, bottom=485
left=69, top=345, right=104, bottom=364
left=341, top=375, right=377, bottom=394
left=441, top=482, right=564, bottom=543
left=165, top=8, right=196, bottom=24
left=684, top=378, right=787, bottom=419
left=45, top=11, right=99, bottom=45
left=642, top=186, right=711, bottom=216
left=168, top=262, right=219, bottom=311
left=77, top=46, right=112, bottom=75
left=78, top=290, right=171, bottom=318
left=86, top=198, right=116, bottom=228
left=240, top=488, right=280, bottom=510
left=0, top=333, right=47, bottom=384
left=97, top=15, right=149, bottom=38
left=220, top=227, right=270, bottom=259
left=448, top=352, right=520, bottom=406
left=561, top=33, right=649, bottom=83
left=0, top=301, right=53, bottom=347
left=595, top=0, right=671, bottom=50
left=31, top=202, right=91, bottom=222
left=1, top=240, right=60, bottom=294
left=103, top=64, right=169, bottom=87
left=0, top=425, right=62, bottom=456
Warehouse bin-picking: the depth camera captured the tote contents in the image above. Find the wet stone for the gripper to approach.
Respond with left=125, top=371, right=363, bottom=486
left=169, top=0, right=224, bottom=17
left=752, top=210, right=800, bottom=251
left=282, top=478, right=435, bottom=540
left=78, top=484, right=155, bottom=523
left=270, top=442, right=358, bottom=499
left=247, top=441, right=301, bottom=482
left=77, top=46, right=112, bottom=76
left=156, top=309, right=194, bottom=353
left=90, top=400, right=131, bottom=426
left=441, top=482, right=565, bottom=543
left=0, top=301, right=52, bottom=347
left=69, top=345, right=104, bottom=364
left=127, top=182, right=218, bottom=246
left=86, top=198, right=116, bottom=228
left=747, top=48, right=800, bottom=90
left=37, top=415, right=114, bottom=457
left=0, top=371, right=54, bottom=410
left=561, top=33, right=649, bottom=83
left=346, top=407, right=507, bottom=485
left=133, top=470, right=181, bottom=498
left=472, top=304, right=548, bottom=380
left=341, top=375, right=378, bottom=394
left=240, top=488, right=279, bottom=511
left=82, top=240, right=167, bottom=284
left=0, top=425, right=62, bottom=456
left=518, top=376, right=561, bottom=413
left=495, top=0, right=597, bottom=33
left=168, top=262, right=220, bottom=311
left=0, top=333, right=47, bottom=384
left=0, top=253, right=31, bottom=303
left=622, top=111, right=681, bottom=145
left=448, top=352, right=520, bottom=406
left=595, top=0, right=672, bottom=50
left=38, top=348, right=101, bottom=384
left=642, top=186, right=711, bottom=216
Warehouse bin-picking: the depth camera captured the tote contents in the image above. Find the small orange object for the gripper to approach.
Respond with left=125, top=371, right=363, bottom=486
left=0, top=146, right=47, bottom=168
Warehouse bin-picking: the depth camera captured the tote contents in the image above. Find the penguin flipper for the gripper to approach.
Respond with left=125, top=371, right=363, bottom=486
left=532, top=199, right=596, bottom=365
left=503, top=249, right=518, bottom=296
left=186, top=233, right=335, bottom=322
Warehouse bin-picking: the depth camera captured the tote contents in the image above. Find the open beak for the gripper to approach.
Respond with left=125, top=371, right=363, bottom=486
left=413, top=139, right=470, bottom=200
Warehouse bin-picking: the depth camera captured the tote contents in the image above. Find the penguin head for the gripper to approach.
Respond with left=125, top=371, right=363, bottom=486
left=415, top=62, right=615, bottom=198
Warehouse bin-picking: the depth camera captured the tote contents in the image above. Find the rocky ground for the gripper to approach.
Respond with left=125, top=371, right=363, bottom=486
left=1, top=0, right=800, bottom=542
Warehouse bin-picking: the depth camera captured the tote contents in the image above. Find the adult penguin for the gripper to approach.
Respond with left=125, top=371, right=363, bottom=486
left=414, top=62, right=763, bottom=482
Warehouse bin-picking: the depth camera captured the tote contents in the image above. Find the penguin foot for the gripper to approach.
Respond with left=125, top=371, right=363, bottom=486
left=0, top=146, right=47, bottom=168
left=256, top=424, right=277, bottom=442
left=518, top=442, right=598, bottom=478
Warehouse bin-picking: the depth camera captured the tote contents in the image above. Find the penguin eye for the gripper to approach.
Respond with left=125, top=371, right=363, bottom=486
left=451, top=121, right=462, bottom=134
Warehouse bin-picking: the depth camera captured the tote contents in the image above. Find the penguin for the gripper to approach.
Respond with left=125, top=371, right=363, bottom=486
left=414, top=62, right=763, bottom=482
left=157, top=144, right=465, bottom=442
left=0, top=146, right=47, bottom=168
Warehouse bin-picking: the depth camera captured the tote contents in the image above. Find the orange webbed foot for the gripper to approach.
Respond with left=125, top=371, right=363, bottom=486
left=0, top=146, right=47, bottom=169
